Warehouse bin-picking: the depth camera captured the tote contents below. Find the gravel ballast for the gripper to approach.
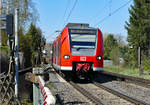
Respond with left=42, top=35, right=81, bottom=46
left=94, top=74, right=150, bottom=104
left=48, top=71, right=93, bottom=105
left=102, top=81, right=150, bottom=104
left=77, top=83, right=133, bottom=105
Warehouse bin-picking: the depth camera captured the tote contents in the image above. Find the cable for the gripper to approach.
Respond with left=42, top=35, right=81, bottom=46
left=109, top=0, right=112, bottom=16
left=63, top=0, right=78, bottom=27
left=48, top=1, right=70, bottom=42
left=62, top=0, right=70, bottom=22
left=60, top=0, right=70, bottom=28
left=49, top=0, right=78, bottom=42
left=89, top=0, right=109, bottom=23
left=94, top=0, right=132, bottom=27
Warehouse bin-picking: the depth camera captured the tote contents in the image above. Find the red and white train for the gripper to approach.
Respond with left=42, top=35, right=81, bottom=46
left=52, top=23, right=103, bottom=77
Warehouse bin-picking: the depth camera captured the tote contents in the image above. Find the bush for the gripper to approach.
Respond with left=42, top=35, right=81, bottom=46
left=0, top=46, right=9, bottom=52
left=143, top=58, right=150, bottom=72
left=0, top=50, right=9, bottom=73
left=110, top=47, right=120, bottom=65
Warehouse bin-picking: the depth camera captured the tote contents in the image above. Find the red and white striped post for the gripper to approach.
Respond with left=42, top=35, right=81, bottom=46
left=38, top=76, right=56, bottom=105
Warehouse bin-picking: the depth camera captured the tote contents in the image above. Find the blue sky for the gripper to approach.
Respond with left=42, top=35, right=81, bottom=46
left=34, top=0, right=133, bottom=43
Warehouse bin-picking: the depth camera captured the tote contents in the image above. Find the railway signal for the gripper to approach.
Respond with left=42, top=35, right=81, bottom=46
left=0, top=11, right=19, bottom=98
left=6, top=14, right=14, bottom=35
left=0, top=14, right=14, bottom=35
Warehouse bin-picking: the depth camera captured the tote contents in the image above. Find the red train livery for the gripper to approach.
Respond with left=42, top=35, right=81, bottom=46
left=52, top=23, right=103, bottom=76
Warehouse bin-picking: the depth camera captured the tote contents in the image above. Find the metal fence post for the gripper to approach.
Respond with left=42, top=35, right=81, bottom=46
left=33, top=67, right=43, bottom=105
left=39, top=69, right=44, bottom=105
left=33, top=68, right=39, bottom=105
left=32, top=67, right=56, bottom=105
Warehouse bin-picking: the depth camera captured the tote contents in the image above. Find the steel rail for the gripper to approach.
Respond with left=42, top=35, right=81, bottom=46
left=50, top=69, right=105, bottom=105
left=69, top=81, right=106, bottom=105
left=93, top=81, right=150, bottom=105
left=100, top=71, right=150, bottom=88
left=18, top=67, right=32, bottom=73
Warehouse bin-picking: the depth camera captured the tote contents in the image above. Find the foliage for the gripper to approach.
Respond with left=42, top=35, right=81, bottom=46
left=0, top=50, right=9, bottom=73
left=18, top=27, right=25, bottom=51
left=26, top=24, right=42, bottom=52
left=6, top=0, right=38, bottom=29
left=19, top=31, right=32, bottom=67
left=125, top=0, right=150, bottom=68
left=104, top=34, right=118, bottom=60
left=110, top=47, right=120, bottom=65
left=143, top=57, right=150, bottom=72
left=16, top=24, right=45, bottom=67
left=104, top=65, right=150, bottom=79
left=1, top=30, right=8, bottom=46
left=119, top=46, right=128, bottom=59
left=0, top=46, right=8, bottom=52
left=1, top=0, right=39, bottom=55
left=124, top=48, right=138, bottom=68
left=24, top=24, right=45, bottom=66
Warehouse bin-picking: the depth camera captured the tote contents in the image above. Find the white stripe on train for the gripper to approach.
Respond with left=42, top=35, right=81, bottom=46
left=53, top=63, right=103, bottom=71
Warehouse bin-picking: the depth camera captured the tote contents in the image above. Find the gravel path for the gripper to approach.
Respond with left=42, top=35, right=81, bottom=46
left=48, top=71, right=93, bottom=105
left=77, top=83, right=133, bottom=105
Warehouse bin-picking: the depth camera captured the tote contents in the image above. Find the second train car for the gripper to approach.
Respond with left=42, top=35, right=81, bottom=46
left=52, top=23, right=103, bottom=77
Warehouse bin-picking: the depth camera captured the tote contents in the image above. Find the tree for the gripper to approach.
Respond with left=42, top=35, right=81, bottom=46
left=26, top=24, right=42, bottom=52
left=1, top=0, right=38, bottom=48
left=18, top=27, right=25, bottom=51
left=25, top=24, right=45, bottom=65
left=110, top=47, right=120, bottom=65
left=104, top=34, right=118, bottom=59
left=125, top=0, right=150, bottom=68
left=21, top=35, right=32, bottom=67
left=6, top=0, right=38, bottom=28
left=1, top=30, right=8, bottom=46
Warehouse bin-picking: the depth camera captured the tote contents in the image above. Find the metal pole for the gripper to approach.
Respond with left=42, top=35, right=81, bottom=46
left=33, top=68, right=39, bottom=105
left=0, top=0, right=1, bottom=73
left=0, top=0, right=2, bottom=46
left=14, top=8, right=19, bottom=97
left=138, top=47, right=142, bottom=76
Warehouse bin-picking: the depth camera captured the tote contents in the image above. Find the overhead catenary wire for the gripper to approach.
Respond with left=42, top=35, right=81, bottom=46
left=49, top=0, right=78, bottom=42
left=62, top=0, right=78, bottom=28
left=48, top=0, right=70, bottom=42
left=88, top=0, right=110, bottom=23
left=94, top=0, right=132, bottom=27
left=61, top=0, right=70, bottom=24
left=109, top=0, right=112, bottom=16
left=58, top=0, right=70, bottom=29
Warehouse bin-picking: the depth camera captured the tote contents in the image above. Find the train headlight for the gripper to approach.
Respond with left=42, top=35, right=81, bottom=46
left=97, top=56, right=102, bottom=60
left=64, top=55, right=70, bottom=59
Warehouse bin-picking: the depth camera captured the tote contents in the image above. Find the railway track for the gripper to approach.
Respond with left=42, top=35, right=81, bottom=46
left=92, top=81, right=150, bottom=105
left=69, top=81, right=105, bottom=105
left=51, top=68, right=150, bottom=105
left=52, top=70, right=104, bottom=104
left=100, top=71, right=150, bottom=89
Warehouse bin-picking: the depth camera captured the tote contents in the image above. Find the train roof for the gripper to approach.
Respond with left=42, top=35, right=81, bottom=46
left=66, top=23, right=97, bottom=30
left=66, top=23, right=89, bottom=28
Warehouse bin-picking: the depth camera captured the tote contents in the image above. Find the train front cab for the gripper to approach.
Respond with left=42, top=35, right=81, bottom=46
left=60, top=27, right=103, bottom=74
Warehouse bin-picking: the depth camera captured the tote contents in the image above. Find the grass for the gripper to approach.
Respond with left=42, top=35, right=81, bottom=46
left=21, top=100, right=33, bottom=105
left=104, top=65, right=150, bottom=79
left=0, top=46, right=9, bottom=52
left=48, top=82, right=55, bottom=89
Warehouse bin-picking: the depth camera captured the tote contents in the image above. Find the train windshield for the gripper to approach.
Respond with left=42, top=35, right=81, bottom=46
left=69, top=29, right=97, bottom=56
